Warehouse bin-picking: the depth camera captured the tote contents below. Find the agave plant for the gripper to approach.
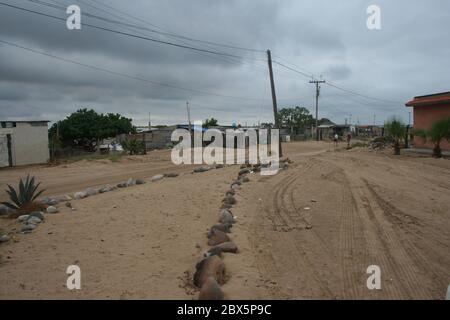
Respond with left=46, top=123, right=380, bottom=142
left=415, top=117, right=450, bottom=158
left=1, top=175, right=46, bottom=210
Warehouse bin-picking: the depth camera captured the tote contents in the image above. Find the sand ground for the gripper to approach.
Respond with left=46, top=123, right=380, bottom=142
left=0, top=141, right=449, bottom=299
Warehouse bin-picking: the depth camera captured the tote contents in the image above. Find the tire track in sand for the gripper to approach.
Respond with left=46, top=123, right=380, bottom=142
left=252, top=159, right=336, bottom=298
left=343, top=173, right=433, bottom=299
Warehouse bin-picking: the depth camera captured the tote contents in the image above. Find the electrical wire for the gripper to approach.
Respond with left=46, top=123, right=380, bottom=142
left=0, top=38, right=267, bottom=102
left=0, top=1, right=258, bottom=61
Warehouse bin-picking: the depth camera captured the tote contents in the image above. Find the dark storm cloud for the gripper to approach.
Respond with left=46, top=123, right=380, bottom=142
left=0, top=0, right=450, bottom=125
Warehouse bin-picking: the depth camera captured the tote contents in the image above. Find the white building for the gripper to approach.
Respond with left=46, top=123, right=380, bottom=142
left=0, top=120, right=50, bottom=167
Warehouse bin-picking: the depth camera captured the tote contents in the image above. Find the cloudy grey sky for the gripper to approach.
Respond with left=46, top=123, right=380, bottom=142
left=1, top=0, right=449, bottom=126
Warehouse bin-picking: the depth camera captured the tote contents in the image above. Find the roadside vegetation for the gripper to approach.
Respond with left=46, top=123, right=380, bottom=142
left=1, top=175, right=46, bottom=218
left=414, top=117, right=450, bottom=158
left=49, top=108, right=135, bottom=159
left=385, top=117, right=406, bottom=155
left=121, top=138, right=145, bottom=155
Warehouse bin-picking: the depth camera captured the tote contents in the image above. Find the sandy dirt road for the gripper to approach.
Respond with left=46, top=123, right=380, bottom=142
left=1, top=141, right=449, bottom=299
left=236, top=143, right=450, bottom=299
left=0, top=150, right=194, bottom=203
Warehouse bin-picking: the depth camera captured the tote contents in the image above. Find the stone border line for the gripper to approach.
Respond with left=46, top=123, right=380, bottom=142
left=192, top=158, right=292, bottom=300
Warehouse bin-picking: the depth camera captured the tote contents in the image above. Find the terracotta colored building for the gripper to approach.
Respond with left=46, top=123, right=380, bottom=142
left=406, top=92, right=450, bottom=151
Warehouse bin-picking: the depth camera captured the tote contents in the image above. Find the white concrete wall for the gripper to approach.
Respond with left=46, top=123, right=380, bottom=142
left=10, top=122, right=50, bottom=166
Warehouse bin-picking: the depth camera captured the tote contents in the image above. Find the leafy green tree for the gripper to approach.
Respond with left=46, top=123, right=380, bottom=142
left=49, top=109, right=135, bottom=151
left=414, top=117, right=450, bottom=158
left=277, top=107, right=314, bottom=134
left=204, top=118, right=218, bottom=128
left=385, top=117, right=406, bottom=155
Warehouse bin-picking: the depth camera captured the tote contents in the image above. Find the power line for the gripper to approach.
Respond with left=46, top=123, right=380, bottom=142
left=272, top=59, right=403, bottom=105
left=0, top=1, right=258, bottom=61
left=89, top=0, right=265, bottom=53
left=272, top=54, right=317, bottom=78
left=26, top=0, right=267, bottom=69
left=0, top=38, right=267, bottom=101
left=272, top=60, right=314, bottom=79
left=324, top=81, right=403, bottom=105
left=23, top=0, right=266, bottom=59
left=4, top=1, right=404, bottom=112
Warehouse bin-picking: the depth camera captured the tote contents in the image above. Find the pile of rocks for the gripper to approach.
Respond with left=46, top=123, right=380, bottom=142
left=369, top=137, right=390, bottom=151
left=17, top=211, right=45, bottom=234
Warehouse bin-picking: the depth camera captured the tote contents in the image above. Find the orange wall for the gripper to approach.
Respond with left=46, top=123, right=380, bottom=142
left=413, top=104, right=450, bottom=150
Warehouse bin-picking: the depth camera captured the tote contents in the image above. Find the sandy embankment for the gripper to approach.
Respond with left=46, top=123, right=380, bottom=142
left=0, top=142, right=281, bottom=299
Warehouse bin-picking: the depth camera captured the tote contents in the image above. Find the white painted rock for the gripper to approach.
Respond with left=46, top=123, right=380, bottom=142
left=48, top=198, right=59, bottom=206
left=29, top=212, right=45, bottom=220
left=74, top=192, right=87, bottom=200
left=47, top=206, right=59, bottom=214
left=99, top=186, right=113, bottom=193
left=231, top=184, right=241, bottom=190
left=21, top=224, right=36, bottom=232
left=151, top=174, right=164, bottom=182
left=27, top=216, right=42, bottom=225
left=41, top=197, right=52, bottom=205
left=85, top=187, right=98, bottom=196
left=0, top=234, right=10, bottom=243
left=18, top=215, right=30, bottom=222
left=194, top=166, right=210, bottom=173
left=165, top=173, right=179, bottom=178
left=56, top=195, right=72, bottom=202
left=126, top=178, right=136, bottom=186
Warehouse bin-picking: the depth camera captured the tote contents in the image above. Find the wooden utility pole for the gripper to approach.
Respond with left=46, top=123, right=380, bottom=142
left=310, top=80, right=325, bottom=141
left=267, top=49, right=282, bottom=157
left=148, top=112, right=151, bottom=130
left=186, top=101, right=192, bottom=133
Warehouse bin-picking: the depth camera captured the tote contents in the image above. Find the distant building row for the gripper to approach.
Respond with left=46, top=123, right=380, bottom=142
left=1, top=91, right=449, bottom=167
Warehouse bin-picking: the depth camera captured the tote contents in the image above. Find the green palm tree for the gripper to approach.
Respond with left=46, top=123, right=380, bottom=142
left=385, top=117, right=406, bottom=155
left=414, top=117, right=450, bottom=158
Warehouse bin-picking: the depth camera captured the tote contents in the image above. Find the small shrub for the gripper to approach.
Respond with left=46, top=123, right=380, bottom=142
left=121, top=138, right=145, bottom=155
left=1, top=175, right=46, bottom=216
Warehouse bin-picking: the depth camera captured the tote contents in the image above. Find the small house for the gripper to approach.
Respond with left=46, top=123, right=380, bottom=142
left=0, top=120, right=50, bottom=167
